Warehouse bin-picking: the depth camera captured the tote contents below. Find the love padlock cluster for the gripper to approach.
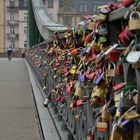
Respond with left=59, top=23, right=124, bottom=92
left=26, top=0, right=140, bottom=140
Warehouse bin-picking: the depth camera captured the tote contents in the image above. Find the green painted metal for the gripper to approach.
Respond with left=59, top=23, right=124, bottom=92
left=27, top=0, right=44, bottom=48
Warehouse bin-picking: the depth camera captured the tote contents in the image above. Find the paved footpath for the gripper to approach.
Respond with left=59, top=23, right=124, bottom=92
left=0, top=58, right=41, bottom=140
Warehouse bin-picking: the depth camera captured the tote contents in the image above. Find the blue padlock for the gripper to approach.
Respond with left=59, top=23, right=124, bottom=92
left=78, top=70, right=85, bottom=82
left=95, top=72, right=104, bottom=85
left=121, top=120, right=133, bottom=132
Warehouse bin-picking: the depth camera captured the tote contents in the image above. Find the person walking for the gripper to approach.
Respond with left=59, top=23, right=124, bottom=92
left=21, top=48, right=26, bottom=58
left=6, top=46, right=13, bottom=61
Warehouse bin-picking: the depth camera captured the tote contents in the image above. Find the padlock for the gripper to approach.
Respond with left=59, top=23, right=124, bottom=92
left=74, top=84, right=85, bottom=97
left=66, top=85, right=72, bottom=94
left=113, top=82, right=126, bottom=91
left=109, top=123, right=126, bottom=140
left=55, top=58, right=60, bottom=66
left=107, top=63, right=116, bottom=77
left=85, top=30, right=95, bottom=43
left=55, top=97, right=62, bottom=103
left=124, top=111, right=140, bottom=120
left=98, top=36, right=107, bottom=44
left=114, top=93, right=121, bottom=107
left=70, top=101, right=77, bottom=110
left=95, top=53, right=105, bottom=65
left=123, top=0, right=134, bottom=7
left=116, top=61, right=124, bottom=76
left=88, top=21, right=96, bottom=30
left=115, top=108, right=121, bottom=118
left=70, top=65, right=77, bottom=75
left=83, top=47, right=92, bottom=56
left=96, top=122, right=108, bottom=133
left=44, top=98, right=49, bottom=107
left=98, top=68, right=102, bottom=75
left=76, top=99, right=87, bottom=106
left=48, top=47, right=55, bottom=56
left=86, top=71, right=96, bottom=80
left=95, top=72, right=104, bottom=85
left=133, top=93, right=138, bottom=105
left=133, top=133, right=140, bottom=140
left=75, top=114, right=80, bottom=120
left=129, top=11, right=140, bottom=30
left=63, top=67, right=69, bottom=76
left=118, top=29, right=133, bottom=46
left=132, top=62, right=140, bottom=69
left=98, top=24, right=108, bottom=35
left=60, top=97, right=67, bottom=104
left=109, top=50, right=121, bottom=62
left=90, top=97, right=99, bottom=108
left=77, top=28, right=84, bottom=36
left=70, top=49, right=78, bottom=56
left=121, top=120, right=133, bottom=132
left=86, top=128, right=95, bottom=140
left=96, top=14, right=107, bottom=21
left=86, top=134, right=94, bottom=140
left=101, top=105, right=112, bottom=122
left=78, top=70, right=85, bottom=82
left=119, top=91, right=135, bottom=113
left=92, top=84, right=109, bottom=98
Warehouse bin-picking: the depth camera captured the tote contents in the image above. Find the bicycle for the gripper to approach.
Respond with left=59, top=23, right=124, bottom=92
left=8, top=54, right=12, bottom=61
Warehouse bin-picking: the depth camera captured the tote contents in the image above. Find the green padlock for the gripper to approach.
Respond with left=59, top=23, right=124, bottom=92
left=98, top=36, right=107, bottom=43
left=78, top=28, right=84, bottom=36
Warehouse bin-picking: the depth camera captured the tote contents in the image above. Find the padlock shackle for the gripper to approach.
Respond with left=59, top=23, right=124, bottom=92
left=130, top=11, right=140, bottom=20
left=104, top=44, right=119, bottom=55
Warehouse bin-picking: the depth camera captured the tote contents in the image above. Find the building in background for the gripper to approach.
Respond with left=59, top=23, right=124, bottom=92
left=19, top=0, right=27, bottom=50
left=0, top=0, right=5, bottom=53
left=44, top=0, right=116, bottom=27
left=44, top=0, right=59, bottom=22
left=5, top=0, right=27, bottom=54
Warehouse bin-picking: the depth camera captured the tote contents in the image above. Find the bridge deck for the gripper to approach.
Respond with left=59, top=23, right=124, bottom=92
left=0, top=58, right=41, bottom=140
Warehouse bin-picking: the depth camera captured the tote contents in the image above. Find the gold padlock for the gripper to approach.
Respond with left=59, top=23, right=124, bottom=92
left=92, top=84, right=109, bottom=98
left=74, top=84, right=85, bottom=97
left=75, top=114, right=80, bottom=120
left=101, top=105, right=112, bottom=122
left=132, top=63, right=140, bottom=69
left=107, top=63, right=116, bottom=77
left=129, top=11, right=140, bottom=30
left=124, top=111, right=140, bottom=121
left=96, top=122, right=108, bottom=133
left=133, top=94, right=138, bottom=105
left=114, top=93, right=121, bottom=107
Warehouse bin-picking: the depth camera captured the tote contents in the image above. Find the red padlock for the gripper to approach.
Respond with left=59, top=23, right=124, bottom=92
left=76, top=99, right=83, bottom=106
left=122, top=0, right=134, bottom=7
left=63, top=67, right=69, bottom=73
left=118, top=30, right=133, bottom=46
left=76, top=99, right=87, bottom=106
left=61, top=97, right=67, bottom=104
left=109, top=50, right=121, bottom=62
left=85, top=30, right=94, bottom=43
left=117, top=63, right=124, bottom=75
left=98, top=68, right=102, bottom=75
left=113, top=82, right=126, bottom=91
left=66, top=85, right=72, bottom=94
left=70, top=49, right=78, bottom=56
left=55, top=97, right=62, bottom=103
left=86, top=72, right=96, bottom=80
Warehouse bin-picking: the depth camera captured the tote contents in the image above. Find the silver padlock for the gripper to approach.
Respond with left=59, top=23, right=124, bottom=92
left=44, top=98, right=49, bottom=107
